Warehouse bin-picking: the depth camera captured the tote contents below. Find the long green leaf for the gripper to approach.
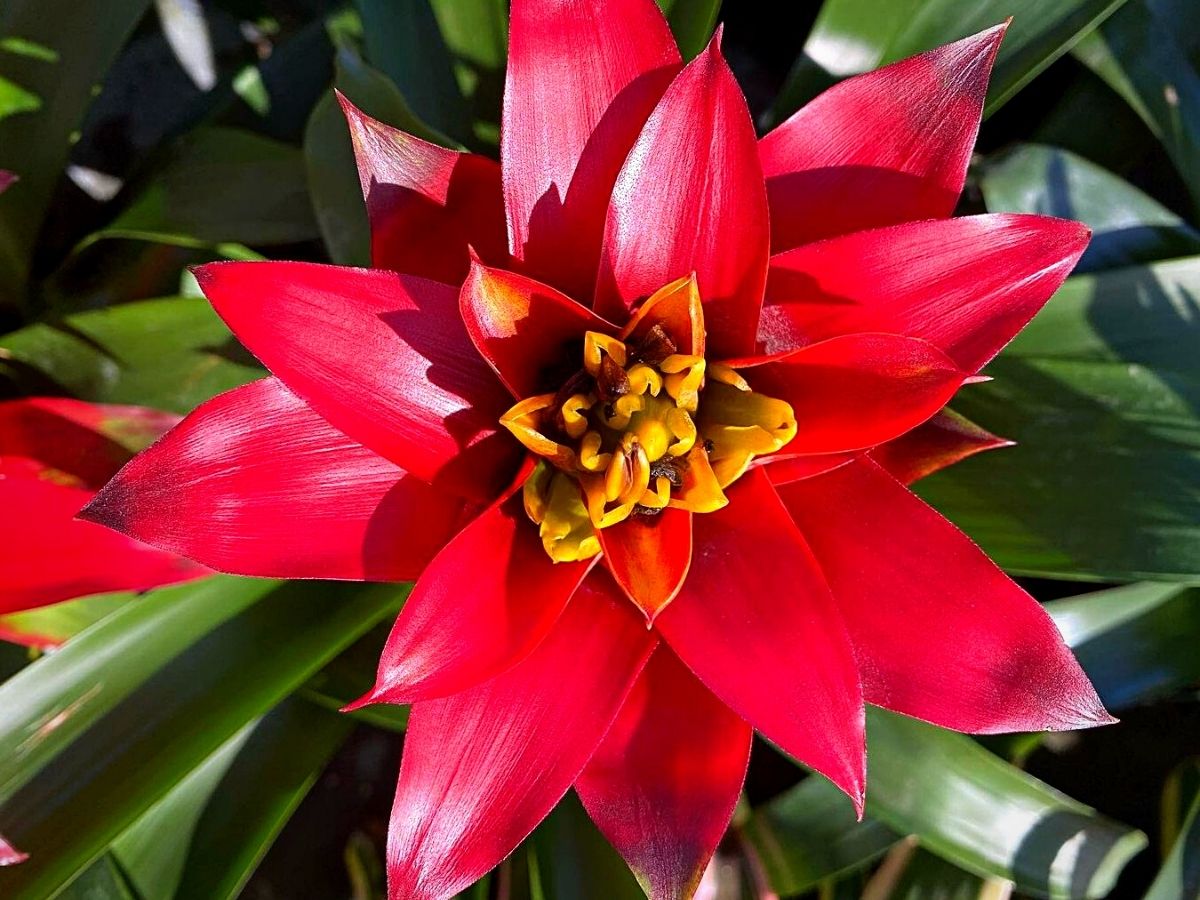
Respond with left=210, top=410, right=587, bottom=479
left=356, top=0, right=470, bottom=142
left=168, top=699, right=351, bottom=900
left=883, top=850, right=993, bottom=900
left=0, top=593, right=131, bottom=650
left=658, top=0, right=722, bottom=60
left=80, top=128, right=319, bottom=251
left=0, top=576, right=404, bottom=898
left=1145, top=777, right=1200, bottom=900
left=865, top=708, right=1146, bottom=899
left=741, top=774, right=899, bottom=895
left=0, top=0, right=152, bottom=304
left=768, top=0, right=1131, bottom=127
left=520, top=793, right=644, bottom=900
left=980, top=143, right=1200, bottom=272
left=918, top=255, right=1200, bottom=581
left=1072, top=1, right=1200, bottom=212
left=304, top=44, right=456, bottom=267
left=1046, top=583, right=1200, bottom=709
left=0, top=295, right=262, bottom=412
left=429, top=0, right=506, bottom=145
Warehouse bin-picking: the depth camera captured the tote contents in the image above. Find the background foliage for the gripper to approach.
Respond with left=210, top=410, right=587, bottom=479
left=1, top=0, right=1199, bottom=897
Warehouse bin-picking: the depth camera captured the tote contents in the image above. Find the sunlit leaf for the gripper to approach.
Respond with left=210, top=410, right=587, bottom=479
left=356, top=0, right=470, bottom=142
left=919, top=255, right=1200, bottom=581
left=0, top=0, right=152, bottom=303
left=768, top=0, right=1132, bottom=126
left=0, top=295, right=262, bottom=413
left=1073, top=1, right=1200, bottom=211
left=980, top=143, right=1200, bottom=272
left=0, top=576, right=403, bottom=898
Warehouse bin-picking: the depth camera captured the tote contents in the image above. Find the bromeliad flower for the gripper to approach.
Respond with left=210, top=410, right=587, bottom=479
left=83, top=3, right=1112, bottom=898
left=0, top=398, right=206, bottom=646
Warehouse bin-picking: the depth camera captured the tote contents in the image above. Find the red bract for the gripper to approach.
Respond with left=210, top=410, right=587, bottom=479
left=82, top=5, right=1112, bottom=898
left=0, top=398, right=206, bottom=646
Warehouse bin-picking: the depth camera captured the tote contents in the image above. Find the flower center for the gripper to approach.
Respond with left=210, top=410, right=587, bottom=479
left=500, top=286, right=798, bottom=563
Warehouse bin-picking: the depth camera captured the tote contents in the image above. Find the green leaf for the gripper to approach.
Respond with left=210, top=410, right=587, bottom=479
left=356, top=0, right=471, bottom=142
left=1145, top=771, right=1200, bottom=900
left=768, top=0, right=1132, bottom=127
left=304, top=44, right=457, bottom=267
left=865, top=708, right=1146, bottom=899
left=521, top=793, right=645, bottom=900
left=83, top=128, right=320, bottom=252
left=1046, top=582, right=1200, bottom=709
left=917, top=255, right=1200, bottom=581
left=0, top=0, right=152, bottom=303
left=0, top=295, right=262, bottom=413
left=883, top=850, right=992, bottom=900
left=0, top=575, right=403, bottom=898
left=57, top=856, right=137, bottom=900
left=658, top=0, right=722, bottom=60
left=428, top=0, right=507, bottom=145
left=1073, top=1, right=1200, bottom=212
left=157, top=700, right=350, bottom=900
left=742, top=774, right=899, bottom=895
left=0, top=593, right=131, bottom=650
left=980, top=144, right=1200, bottom=272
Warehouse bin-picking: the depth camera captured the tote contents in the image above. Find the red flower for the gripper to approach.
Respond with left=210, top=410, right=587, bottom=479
left=0, top=398, right=206, bottom=647
left=83, top=4, right=1110, bottom=898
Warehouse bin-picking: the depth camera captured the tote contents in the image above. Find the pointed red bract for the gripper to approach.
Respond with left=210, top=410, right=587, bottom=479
left=760, top=215, right=1090, bottom=372
left=339, top=95, right=507, bottom=283
left=781, top=459, right=1113, bottom=733
left=760, top=25, right=1005, bottom=251
left=459, top=260, right=615, bottom=398
left=596, top=33, right=769, bottom=358
left=80, top=378, right=461, bottom=582
left=193, top=261, right=518, bottom=502
left=502, top=0, right=681, bottom=301
left=356, top=492, right=594, bottom=706
left=1, top=461, right=203, bottom=614
left=763, top=452, right=856, bottom=486
left=0, top=397, right=177, bottom=489
left=656, top=468, right=866, bottom=811
left=599, top=508, right=692, bottom=622
left=387, top=573, right=656, bottom=900
left=576, top=646, right=751, bottom=900
left=872, top=409, right=1013, bottom=484
left=736, top=333, right=966, bottom=454
left=0, top=834, right=26, bottom=866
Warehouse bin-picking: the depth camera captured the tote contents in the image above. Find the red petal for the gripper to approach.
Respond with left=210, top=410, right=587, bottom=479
left=80, top=378, right=462, bottom=582
left=459, top=259, right=615, bottom=399
left=387, top=572, right=657, bottom=899
left=0, top=461, right=203, bottom=615
left=338, top=94, right=507, bottom=284
left=502, top=0, right=681, bottom=301
left=600, top=507, right=692, bottom=622
left=193, top=261, right=518, bottom=502
left=737, top=333, right=965, bottom=454
left=355, top=491, right=594, bottom=706
left=760, top=214, right=1090, bottom=372
left=655, top=468, right=866, bottom=811
left=596, top=32, right=769, bottom=357
left=759, top=25, right=1005, bottom=251
left=762, top=452, right=856, bottom=486
left=576, top=646, right=751, bottom=900
left=0, top=397, right=177, bottom=489
left=780, top=459, right=1113, bottom=733
left=871, top=409, right=1013, bottom=484
left=0, top=835, right=27, bottom=866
